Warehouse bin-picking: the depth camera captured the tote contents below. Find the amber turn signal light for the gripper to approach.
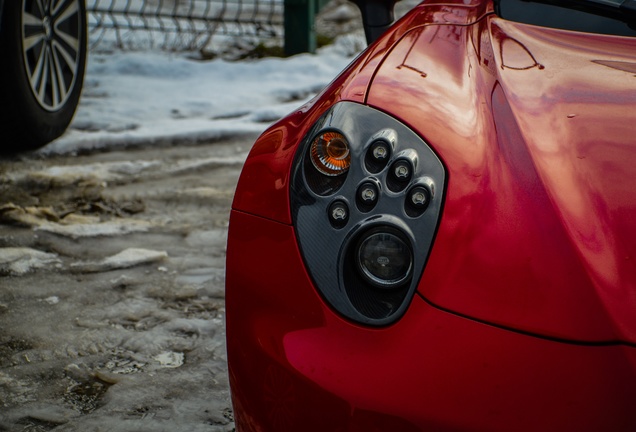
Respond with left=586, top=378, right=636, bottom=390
left=310, top=131, right=351, bottom=176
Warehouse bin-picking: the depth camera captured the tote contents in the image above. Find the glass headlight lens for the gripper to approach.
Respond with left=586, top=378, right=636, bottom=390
left=310, top=131, right=351, bottom=176
left=357, top=229, right=413, bottom=289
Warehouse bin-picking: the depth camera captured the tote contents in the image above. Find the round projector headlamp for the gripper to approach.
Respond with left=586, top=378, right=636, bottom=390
left=356, top=228, right=413, bottom=289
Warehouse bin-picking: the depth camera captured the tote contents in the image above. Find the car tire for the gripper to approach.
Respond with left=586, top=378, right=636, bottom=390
left=0, top=0, right=87, bottom=153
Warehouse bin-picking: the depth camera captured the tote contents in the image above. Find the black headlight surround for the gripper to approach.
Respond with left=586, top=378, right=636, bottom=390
left=290, top=102, right=446, bottom=326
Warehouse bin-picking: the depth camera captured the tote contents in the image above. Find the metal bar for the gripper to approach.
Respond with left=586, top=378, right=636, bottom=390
left=87, top=0, right=285, bottom=51
left=284, top=0, right=316, bottom=55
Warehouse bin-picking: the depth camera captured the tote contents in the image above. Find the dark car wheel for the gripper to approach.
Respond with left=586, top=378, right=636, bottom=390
left=0, top=0, right=87, bottom=153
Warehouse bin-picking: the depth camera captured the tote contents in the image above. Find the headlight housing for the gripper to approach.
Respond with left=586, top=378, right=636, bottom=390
left=291, top=102, right=446, bottom=326
left=356, top=227, right=413, bottom=289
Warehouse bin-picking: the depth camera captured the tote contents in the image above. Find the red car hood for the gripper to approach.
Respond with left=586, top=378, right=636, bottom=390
left=367, top=5, right=636, bottom=344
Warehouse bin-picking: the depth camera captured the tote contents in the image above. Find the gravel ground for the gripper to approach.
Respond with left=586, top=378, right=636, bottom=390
left=0, top=136, right=256, bottom=432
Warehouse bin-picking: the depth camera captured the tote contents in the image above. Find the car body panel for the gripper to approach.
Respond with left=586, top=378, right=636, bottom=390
left=229, top=0, right=463, bottom=223
left=367, top=14, right=636, bottom=344
left=231, top=57, right=368, bottom=224
left=226, top=210, right=636, bottom=431
left=226, top=0, right=636, bottom=429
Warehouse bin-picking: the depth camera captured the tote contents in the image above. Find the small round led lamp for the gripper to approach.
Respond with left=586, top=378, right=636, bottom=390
left=393, top=161, right=411, bottom=180
left=361, top=188, right=375, bottom=202
left=328, top=200, right=349, bottom=228
left=371, top=140, right=390, bottom=161
left=365, top=139, right=392, bottom=174
left=387, top=158, right=414, bottom=192
left=359, top=183, right=378, bottom=203
left=356, top=181, right=380, bottom=212
left=310, top=131, right=351, bottom=176
left=409, top=186, right=429, bottom=209
left=356, top=229, right=413, bottom=289
left=404, top=184, right=431, bottom=217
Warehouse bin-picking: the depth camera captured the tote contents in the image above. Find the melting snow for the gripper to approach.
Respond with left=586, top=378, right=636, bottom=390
left=71, top=248, right=168, bottom=272
left=36, top=219, right=154, bottom=239
left=43, top=296, right=60, bottom=305
left=154, top=351, right=185, bottom=368
left=0, top=247, right=61, bottom=275
left=40, top=35, right=365, bottom=156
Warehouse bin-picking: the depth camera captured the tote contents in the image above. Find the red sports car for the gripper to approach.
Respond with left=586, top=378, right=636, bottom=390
left=226, top=0, right=636, bottom=430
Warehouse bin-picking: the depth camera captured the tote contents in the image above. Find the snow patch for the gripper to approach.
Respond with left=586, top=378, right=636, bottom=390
left=39, top=37, right=362, bottom=156
left=44, top=296, right=60, bottom=305
left=71, top=248, right=168, bottom=273
left=154, top=351, right=185, bottom=368
left=36, top=219, right=153, bottom=239
left=1, top=203, right=155, bottom=239
left=9, top=160, right=161, bottom=185
left=0, top=248, right=61, bottom=275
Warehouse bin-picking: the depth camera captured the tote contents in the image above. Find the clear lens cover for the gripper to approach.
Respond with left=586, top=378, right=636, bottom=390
left=357, top=230, right=413, bottom=288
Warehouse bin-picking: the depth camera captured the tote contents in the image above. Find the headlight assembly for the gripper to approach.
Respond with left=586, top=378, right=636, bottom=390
left=290, top=102, right=446, bottom=326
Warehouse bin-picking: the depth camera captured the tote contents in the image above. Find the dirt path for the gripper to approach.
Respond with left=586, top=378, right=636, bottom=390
left=0, top=136, right=256, bottom=432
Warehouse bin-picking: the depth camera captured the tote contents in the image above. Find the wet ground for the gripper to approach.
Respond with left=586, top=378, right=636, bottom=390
left=0, top=136, right=256, bottom=431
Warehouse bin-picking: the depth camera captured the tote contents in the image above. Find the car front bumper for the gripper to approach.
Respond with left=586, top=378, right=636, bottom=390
left=226, top=209, right=636, bottom=432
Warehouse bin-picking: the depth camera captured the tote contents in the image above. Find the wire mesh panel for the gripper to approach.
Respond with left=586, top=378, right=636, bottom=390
left=87, top=0, right=284, bottom=50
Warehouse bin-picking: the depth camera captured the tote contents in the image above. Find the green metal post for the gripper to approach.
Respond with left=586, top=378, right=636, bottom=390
left=283, top=0, right=332, bottom=56
left=284, top=0, right=317, bottom=56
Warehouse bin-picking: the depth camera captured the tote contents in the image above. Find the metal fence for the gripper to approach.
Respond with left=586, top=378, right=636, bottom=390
left=86, top=0, right=284, bottom=51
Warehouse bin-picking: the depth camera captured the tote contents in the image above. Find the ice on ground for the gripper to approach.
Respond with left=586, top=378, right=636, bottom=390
left=44, top=296, right=60, bottom=305
left=71, top=248, right=168, bottom=272
left=185, top=229, right=227, bottom=249
left=165, top=155, right=248, bottom=176
left=6, top=157, right=246, bottom=191
left=154, top=351, right=185, bottom=368
left=1, top=202, right=156, bottom=238
left=5, top=403, right=77, bottom=425
left=8, top=160, right=161, bottom=186
left=0, top=247, right=61, bottom=275
left=0, top=203, right=63, bottom=226
left=36, top=219, right=154, bottom=239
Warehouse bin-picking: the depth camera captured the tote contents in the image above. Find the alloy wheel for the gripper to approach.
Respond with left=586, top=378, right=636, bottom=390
left=21, top=0, right=84, bottom=112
